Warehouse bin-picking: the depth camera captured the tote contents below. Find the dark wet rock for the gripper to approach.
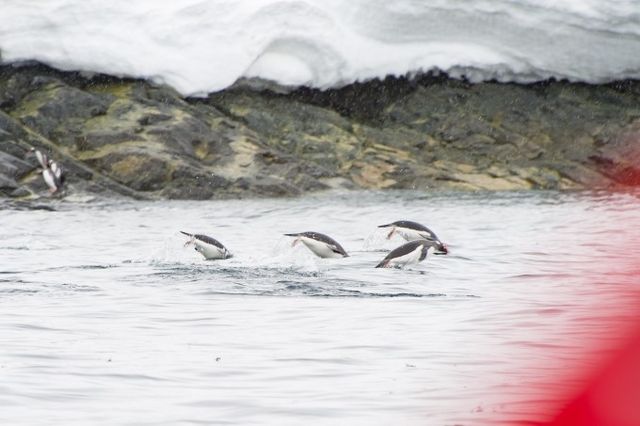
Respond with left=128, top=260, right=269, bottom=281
left=9, top=186, right=32, bottom=198
left=85, top=150, right=170, bottom=191
left=161, top=173, right=230, bottom=200
left=588, top=119, right=640, bottom=186
left=11, top=81, right=113, bottom=144
left=1, top=62, right=640, bottom=200
left=0, top=174, right=17, bottom=194
left=0, top=149, right=35, bottom=196
left=0, top=151, right=32, bottom=179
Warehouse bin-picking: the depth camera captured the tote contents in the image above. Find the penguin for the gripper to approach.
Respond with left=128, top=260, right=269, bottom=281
left=378, top=220, right=448, bottom=254
left=285, top=232, right=348, bottom=259
left=42, top=167, right=62, bottom=193
left=27, top=148, right=65, bottom=194
left=27, top=147, right=49, bottom=169
left=375, top=240, right=440, bottom=268
left=48, top=160, right=66, bottom=187
left=181, top=231, right=232, bottom=260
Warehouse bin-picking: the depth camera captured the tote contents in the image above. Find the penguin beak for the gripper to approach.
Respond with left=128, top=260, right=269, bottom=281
left=435, top=243, right=449, bottom=255
left=184, top=236, right=195, bottom=247
left=291, top=237, right=301, bottom=247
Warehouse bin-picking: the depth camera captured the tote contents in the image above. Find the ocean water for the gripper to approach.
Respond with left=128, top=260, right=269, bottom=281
left=1, top=190, right=639, bottom=425
left=2, top=0, right=639, bottom=94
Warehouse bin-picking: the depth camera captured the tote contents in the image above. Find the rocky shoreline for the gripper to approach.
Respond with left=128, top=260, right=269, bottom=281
left=1, top=63, right=639, bottom=200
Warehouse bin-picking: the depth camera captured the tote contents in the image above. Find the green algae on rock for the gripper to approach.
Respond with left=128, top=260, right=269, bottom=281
left=1, top=63, right=639, bottom=200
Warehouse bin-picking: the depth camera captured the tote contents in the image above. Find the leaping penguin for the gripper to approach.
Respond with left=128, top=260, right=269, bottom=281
left=181, top=231, right=232, bottom=260
left=48, top=160, right=66, bottom=187
left=375, top=240, right=440, bottom=268
left=285, top=232, right=349, bottom=259
left=378, top=220, right=448, bottom=254
left=27, top=148, right=66, bottom=194
left=41, top=160, right=65, bottom=194
left=27, top=147, right=49, bottom=169
left=42, top=168, right=61, bottom=193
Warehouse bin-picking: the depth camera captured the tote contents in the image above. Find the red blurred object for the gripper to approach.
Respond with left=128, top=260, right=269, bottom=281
left=548, top=329, right=640, bottom=426
left=542, top=133, right=640, bottom=425
left=546, top=152, right=640, bottom=426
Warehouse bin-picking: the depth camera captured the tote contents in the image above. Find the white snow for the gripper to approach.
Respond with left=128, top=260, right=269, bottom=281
left=1, top=0, right=639, bottom=96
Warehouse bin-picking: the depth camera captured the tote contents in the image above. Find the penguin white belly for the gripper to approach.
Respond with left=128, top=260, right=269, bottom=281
left=42, top=169, right=58, bottom=192
left=194, top=241, right=227, bottom=260
left=387, top=245, right=424, bottom=267
left=35, top=151, right=48, bottom=169
left=300, top=237, right=342, bottom=259
left=397, top=228, right=431, bottom=242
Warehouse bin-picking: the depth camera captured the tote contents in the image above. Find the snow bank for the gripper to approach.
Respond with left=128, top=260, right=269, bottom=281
left=1, top=0, right=639, bottom=95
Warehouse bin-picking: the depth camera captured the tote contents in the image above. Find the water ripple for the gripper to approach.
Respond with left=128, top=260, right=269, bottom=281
left=0, top=190, right=638, bottom=426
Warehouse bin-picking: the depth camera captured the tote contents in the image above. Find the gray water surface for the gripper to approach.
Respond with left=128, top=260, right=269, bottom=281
left=1, top=190, right=639, bottom=425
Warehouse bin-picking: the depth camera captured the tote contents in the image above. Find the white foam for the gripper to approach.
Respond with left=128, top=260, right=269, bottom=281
left=1, top=0, right=639, bottom=96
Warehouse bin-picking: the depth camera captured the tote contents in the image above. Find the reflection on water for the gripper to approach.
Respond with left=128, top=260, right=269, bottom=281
left=1, top=190, right=639, bottom=425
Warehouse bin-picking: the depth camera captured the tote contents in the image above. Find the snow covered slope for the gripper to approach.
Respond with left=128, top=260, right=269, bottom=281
left=1, top=0, right=639, bottom=95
